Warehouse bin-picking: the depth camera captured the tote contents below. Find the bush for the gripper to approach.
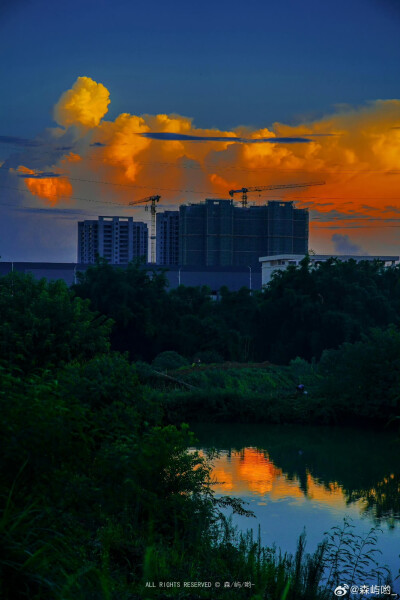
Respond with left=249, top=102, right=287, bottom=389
left=152, top=350, right=189, bottom=371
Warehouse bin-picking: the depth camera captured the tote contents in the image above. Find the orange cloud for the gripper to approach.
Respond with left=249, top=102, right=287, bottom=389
left=89, top=111, right=240, bottom=198
left=65, top=152, right=82, bottom=163
left=24, top=77, right=400, bottom=252
left=54, top=76, right=110, bottom=129
left=91, top=95, right=400, bottom=216
left=95, top=113, right=151, bottom=183
left=268, top=101, right=400, bottom=215
left=19, top=166, right=73, bottom=202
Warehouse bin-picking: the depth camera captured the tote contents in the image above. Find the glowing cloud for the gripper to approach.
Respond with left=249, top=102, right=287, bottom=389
left=95, top=113, right=151, bottom=182
left=10, top=76, right=400, bottom=253
left=18, top=166, right=73, bottom=202
left=54, top=76, right=110, bottom=129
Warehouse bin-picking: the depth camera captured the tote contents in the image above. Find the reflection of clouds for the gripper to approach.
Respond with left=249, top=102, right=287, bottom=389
left=269, top=477, right=304, bottom=502
left=305, top=475, right=344, bottom=503
left=237, top=449, right=282, bottom=495
left=210, top=448, right=346, bottom=511
left=212, top=467, right=234, bottom=492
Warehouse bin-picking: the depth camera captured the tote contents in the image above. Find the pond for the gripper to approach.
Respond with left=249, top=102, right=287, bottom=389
left=193, top=423, right=400, bottom=587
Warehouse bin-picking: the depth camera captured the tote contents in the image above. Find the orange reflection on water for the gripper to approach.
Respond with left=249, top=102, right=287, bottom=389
left=210, top=448, right=346, bottom=509
left=237, top=449, right=283, bottom=495
left=305, top=474, right=344, bottom=504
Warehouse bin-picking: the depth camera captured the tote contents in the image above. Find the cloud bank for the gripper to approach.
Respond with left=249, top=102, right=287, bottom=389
left=2, top=76, right=400, bottom=256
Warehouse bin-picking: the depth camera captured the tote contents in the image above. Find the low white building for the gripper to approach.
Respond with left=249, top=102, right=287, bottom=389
left=259, top=254, right=399, bottom=286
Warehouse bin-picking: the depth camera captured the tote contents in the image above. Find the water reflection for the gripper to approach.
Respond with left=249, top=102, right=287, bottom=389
left=211, top=448, right=354, bottom=511
left=347, top=474, right=400, bottom=527
left=194, top=423, right=400, bottom=525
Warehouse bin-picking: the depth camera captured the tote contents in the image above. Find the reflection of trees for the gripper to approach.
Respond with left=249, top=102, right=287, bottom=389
left=346, top=474, right=400, bottom=526
left=193, top=423, right=400, bottom=525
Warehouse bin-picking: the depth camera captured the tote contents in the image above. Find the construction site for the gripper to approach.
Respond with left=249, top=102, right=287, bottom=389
left=77, top=181, right=324, bottom=267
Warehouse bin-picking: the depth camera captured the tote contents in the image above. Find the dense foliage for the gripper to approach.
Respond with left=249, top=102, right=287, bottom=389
left=0, top=275, right=241, bottom=598
left=0, top=272, right=111, bottom=373
left=73, top=257, right=400, bottom=364
left=143, top=327, right=400, bottom=425
left=0, top=360, right=219, bottom=599
left=254, top=256, right=400, bottom=363
left=317, top=326, right=400, bottom=421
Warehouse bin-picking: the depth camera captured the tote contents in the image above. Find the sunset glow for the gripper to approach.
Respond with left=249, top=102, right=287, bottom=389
left=10, top=76, right=389, bottom=253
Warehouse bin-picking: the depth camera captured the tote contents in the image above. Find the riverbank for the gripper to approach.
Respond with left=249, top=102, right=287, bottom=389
left=136, top=359, right=399, bottom=428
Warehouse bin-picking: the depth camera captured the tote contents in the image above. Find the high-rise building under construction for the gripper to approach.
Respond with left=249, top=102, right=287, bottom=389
left=161, top=199, right=308, bottom=267
left=78, top=201, right=308, bottom=267
left=78, top=216, right=148, bottom=264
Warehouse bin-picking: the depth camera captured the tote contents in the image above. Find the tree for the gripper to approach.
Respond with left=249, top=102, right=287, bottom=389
left=0, top=272, right=111, bottom=373
left=255, top=258, right=400, bottom=363
left=317, top=326, right=400, bottom=421
left=73, top=260, right=171, bottom=360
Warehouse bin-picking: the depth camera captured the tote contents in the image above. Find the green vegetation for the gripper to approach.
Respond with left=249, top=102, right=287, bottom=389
left=138, top=343, right=399, bottom=426
left=0, top=263, right=398, bottom=598
left=73, top=256, right=400, bottom=364
left=0, top=271, right=110, bottom=374
left=152, top=350, right=189, bottom=371
left=71, top=256, right=400, bottom=424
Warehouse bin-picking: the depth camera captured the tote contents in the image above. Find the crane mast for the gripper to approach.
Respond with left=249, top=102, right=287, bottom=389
left=228, top=181, right=325, bottom=207
left=128, top=194, right=161, bottom=263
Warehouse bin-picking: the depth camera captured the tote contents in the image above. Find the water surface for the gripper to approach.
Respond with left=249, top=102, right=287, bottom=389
left=193, top=423, right=400, bottom=583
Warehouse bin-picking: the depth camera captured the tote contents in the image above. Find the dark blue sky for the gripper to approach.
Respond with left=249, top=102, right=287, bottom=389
left=1, top=0, right=400, bottom=137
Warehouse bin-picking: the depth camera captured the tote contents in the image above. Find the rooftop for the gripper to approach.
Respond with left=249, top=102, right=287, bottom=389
left=259, top=254, right=399, bottom=264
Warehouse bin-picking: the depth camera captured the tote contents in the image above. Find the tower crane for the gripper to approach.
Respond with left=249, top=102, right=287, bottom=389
left=129, top=194, right=161, bottom=263
left=228, top=181, right=325, bottom=207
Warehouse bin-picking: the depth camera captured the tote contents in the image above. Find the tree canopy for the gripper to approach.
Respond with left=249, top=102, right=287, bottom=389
left=73, top=257, right=400, bottom=364
left=0, top=272, right=111, bottom=373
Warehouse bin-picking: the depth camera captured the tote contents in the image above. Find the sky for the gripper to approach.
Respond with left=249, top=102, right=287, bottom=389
left=1, top=0, right=400, bottom=261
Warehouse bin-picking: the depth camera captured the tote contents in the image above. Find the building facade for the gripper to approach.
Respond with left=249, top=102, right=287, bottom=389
left=178, top=199, right=308, bottom=267
left=156, top=211, right=180, bottom=265
left=78, top=216, right=148, bottom=264
left=267, top=201, right=309, bottom=256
